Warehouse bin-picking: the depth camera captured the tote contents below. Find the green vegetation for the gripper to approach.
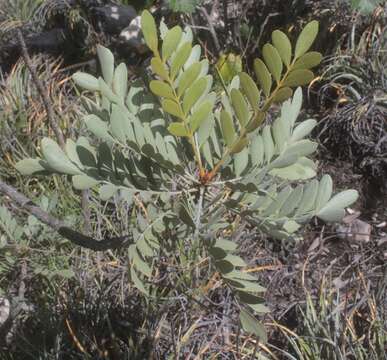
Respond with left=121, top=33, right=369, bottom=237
left=0, top=1, right=385, bottom=359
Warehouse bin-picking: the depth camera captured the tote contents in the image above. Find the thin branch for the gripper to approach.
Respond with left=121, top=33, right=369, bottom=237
left=198, top=6, right=221, bottom=54
left=0, top=179, right=131, bottom=251
left=16, top=29, right=65, bottom=149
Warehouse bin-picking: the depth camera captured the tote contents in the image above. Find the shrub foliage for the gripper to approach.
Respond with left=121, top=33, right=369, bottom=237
left=15, top=11, right=358, bottom=339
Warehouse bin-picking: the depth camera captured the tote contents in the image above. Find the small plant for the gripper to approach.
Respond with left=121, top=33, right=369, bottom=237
left=15, top=11, right=358, bottom=341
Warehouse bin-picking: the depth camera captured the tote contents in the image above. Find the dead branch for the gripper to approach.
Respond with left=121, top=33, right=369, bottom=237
left=0, top=179, right=131, bottom=251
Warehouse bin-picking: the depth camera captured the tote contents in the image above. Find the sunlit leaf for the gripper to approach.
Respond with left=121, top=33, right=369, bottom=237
left=141, top=10, right=158, bottom=53
left=162, top=26, right=183, bottom=61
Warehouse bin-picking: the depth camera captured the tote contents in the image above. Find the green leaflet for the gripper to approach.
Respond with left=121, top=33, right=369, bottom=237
left=162, top=26, right=183, bottom=61
left=41, top=138, right=81, bottom=175
left=168, top=122, right=189, bottom=137
left=315, top=174, right=333, bottom=211
left=15, top=158, right=46, bottom=175
left=170, top=42, right=192, bottom=79
left=262, top=43, right=283, bottom=83
left=239, top=309, right=267, bottom=343
left=97, top=45, right=114, bottom=85
left=162, top=99, right=184, bottom=119
left=317, top=190, right=358, bottom=222
left=113, top=63, right=128, bottom=100
left=239, top=72, right=260, bottom=112
left=177, top=62, right=201, bottom=97
left=284, top=69, right=314, bottom=87
left=141, top=10, right=158, bottom=53
left=72, top=72, right=99, bottom=91
left=220, top=110, right=236, bottom=149
left=272, top=30, right=292, bottom=67
left=150, top=80, right=174, bottom=99
left=182, top=77, right=207, bottom=114
left=293, top=51, right=322, bottom=70
left=84, top=114, right=113, bottom=142
left=291, top=119, right=317, bottom=142
left=151, top=57, right=169, bottom=80
left=66, top=139, right=83, bottom=169
left=295, top=20, right=319, bottom=59
left=254, top=58, right=272, bottom=97
left=272, top=87, right=293, bottom=103
left=188, top=101, right=212, bottom=132
left=231, top=88, right=249, bottom=127
left=72, top=175, right=99, bottom=190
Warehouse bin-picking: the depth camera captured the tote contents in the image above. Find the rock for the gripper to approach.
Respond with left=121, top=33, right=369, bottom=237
left=94, top=4, right=137, bottom=35
left=337, top=218, right=372, bottom=243
left=119, top=15, right=148, bottom=53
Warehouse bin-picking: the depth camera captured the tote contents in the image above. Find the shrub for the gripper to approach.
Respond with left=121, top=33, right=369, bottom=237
left=15, top=10, right=358, bottom=340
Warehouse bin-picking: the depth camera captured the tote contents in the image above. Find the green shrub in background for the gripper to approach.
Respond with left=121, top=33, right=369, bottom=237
left=15, top=10, right=358, bottom=340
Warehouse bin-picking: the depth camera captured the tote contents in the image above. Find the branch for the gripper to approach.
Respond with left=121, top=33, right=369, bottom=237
left=0, top=179, right=131, bottom=251
left=16, top=29, right=65, bottom=149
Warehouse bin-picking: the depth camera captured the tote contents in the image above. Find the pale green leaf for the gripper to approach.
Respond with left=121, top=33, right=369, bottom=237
left=272, top=30, right=292, bottom=67
left=231, top=88, right=249, bottom=127
left=170, top=42, right=192, bottom=79
left=239, top=72, right=260, bottom=111
left=293, top=51, right=322, bottom=70
left=220, top=109, right=236, bottom=148
left=177, top=62, right=201, bottom=97
left=188, top=101, right=212, bottom=132
left=149, top=80, right=174, bottom=99
left=162, top=99, right=184, bottom=119
left=141, top=10, right=158, bottom=53
left=151, top=57, right=168, bottom=80
left=97, top=45, right=114, bottom=85
left=182, top=77, right=207, bottom=114
left=291, top=119, right=317, bottom=142
left=72, top=175, right=99, bottom=190
left=315, top=174, right=333, bottom=211
left=72, top=72, right=99, bottom=91
left=284, top=69, right=314, bottom=87
left=168, top=122, right=189, bottom=137
left=41, top=138, right=81, bottom=175
left=239, top=309, right=267, bottom=342
left=254, top=59, right=272, bottom=97
left=262, top=43, right=283, bottom=83
left=295, top=21, right=319, bottom=59
left=84, top=114, right=112, bottom=141
left=162, top=26, right=183, bottom=61
left=15, top=158, right=46, bottom=175
left=113, top=63, right=128, bottom=100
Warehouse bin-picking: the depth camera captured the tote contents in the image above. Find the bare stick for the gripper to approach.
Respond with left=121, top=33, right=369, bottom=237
left=0, top=179, right=131, bottom=251
left=16, top=29, right=65, bottom=149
